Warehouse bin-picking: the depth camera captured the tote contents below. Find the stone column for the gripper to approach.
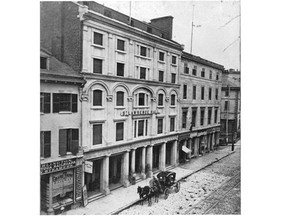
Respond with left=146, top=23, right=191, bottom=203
left=101, top=155, right=110, bottom=195
left=171, top=140, right=178, bottom=166
left=141, top=147, right=146, bottom=179
left=187, top=139, right=192, bottom=159
left=121, top=151, right=130, bottom=187
left=47, top=174, right=54, bottom=215
left=130, top=149, right=136, bottom=174
left=159, top=142, right=167, bottom=171
left=212, top=133, right=215, bottom=150
left=194, top=137, right=199, bottom=156
left=146, top=145, right=153, bottom=177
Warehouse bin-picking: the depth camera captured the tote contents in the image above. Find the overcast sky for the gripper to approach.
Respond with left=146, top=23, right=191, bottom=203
left=96, top=0, right=240, bottom=70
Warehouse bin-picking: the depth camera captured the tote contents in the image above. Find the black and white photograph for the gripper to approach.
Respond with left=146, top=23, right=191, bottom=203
left=39, top=0, right=240, bottom=214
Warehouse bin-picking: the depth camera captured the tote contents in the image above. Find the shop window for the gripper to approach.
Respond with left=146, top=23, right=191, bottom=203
left=200, top=108, right=205, bottom=126
left=117, top=63, right=124, bottom=76
left=172, top=55, right=177, bottom=64
left=40, top=131, right=51, bottom=158
left=93, top=32, right=103, bottom=46
left=93, top=90, right=102, bottom=106
left=157, top=118, right=163, bottom=134
left=192, top=108, right=197, bottom=127
left=201, top=87, right=205, bottom=100
left=93, top=58, right=103, bottom=74
left=170, top=117, right=175, bottom=132
left=182, top=110, right=188, bottom=128
left=117, top=39, right=125, bottom=51
left=209, top=88, right=212, bottom=100
left=208, top=108, right=212, bottom=125
left=192, top=66, right=197, bottom=76
left=40, top=92, right=50, bottom=113
left=140, top=67, right=146, bottom=79
left=53, top=93, right=77, bottom=113
left=171, top=94, right=176, bottom=106
left=171, top=73, right=176, bottom=83
left=159, top=51, right=165, bottom=61
left=158, top=93, right=164, bottom=106
left=159, top=70, right=164, bottom=82
left=116, top=122, right=124, bottom=141
left=59, top=129, right=79, bottom=156
left=116, top=91, right=124, bottom=106
left=193, top=85, right=196, bottom=100
left=201, top=68, right=205, bottom=78
left=214, top=108, right=218, bottom=124
left=183, top=84, right=187, bottom=99
left=40, top=57, right=48, bottom=69
left=93, top=124, right=102, bottom=145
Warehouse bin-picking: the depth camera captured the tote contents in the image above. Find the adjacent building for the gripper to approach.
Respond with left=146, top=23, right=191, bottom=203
left=220, top=69, right=241, bottom=144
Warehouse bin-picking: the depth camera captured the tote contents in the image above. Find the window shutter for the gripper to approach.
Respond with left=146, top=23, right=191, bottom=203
left=71, top=129, right=79, bottom=155
left=53, top=93, right=59, bottom=113
left=59, top=129, right=67, bottom=156
left=72, top=94, right=78, bottom=113
left=40, top=132, right=44, bottom=158
left=44, top=131, right=51, bottom=158
left=44, top=93, right=51, bottom=113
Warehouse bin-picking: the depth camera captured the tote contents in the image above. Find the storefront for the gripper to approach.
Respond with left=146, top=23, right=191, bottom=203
left=84, top=158, right=102, bottom=198
left=40, top=157, right=82, bottom=214
left=152, top=144, right=161, bottom=171
left=165, top=141, right=173, bottom=166
left=109, top=154, right=122, bottom=190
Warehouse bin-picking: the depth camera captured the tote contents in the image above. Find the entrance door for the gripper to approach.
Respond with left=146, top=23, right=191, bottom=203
left=152, top=145, right=160, bottom=171
left=85, top=159, right=102, bottom=197
left=109, top=155, right=122, bottom=189
left=166, top=142, right=172, bottom=166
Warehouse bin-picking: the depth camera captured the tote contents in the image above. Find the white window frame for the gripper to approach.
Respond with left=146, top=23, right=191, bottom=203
left=91, top=30, right=105, bottom=49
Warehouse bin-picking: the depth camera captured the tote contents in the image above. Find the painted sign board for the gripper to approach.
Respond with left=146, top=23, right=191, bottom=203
left=84, top=161, right=93, bottom=174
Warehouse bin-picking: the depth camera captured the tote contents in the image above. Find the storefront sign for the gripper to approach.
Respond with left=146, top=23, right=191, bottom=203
left=84, top=161, right=93, bottom=174
left=41, top=159, right=76, bottom=174
left=52, top=170, right=74, bottom=197
left=197, top=131, right=207, bottom=136
left=120, top=109, right=160, bottom=116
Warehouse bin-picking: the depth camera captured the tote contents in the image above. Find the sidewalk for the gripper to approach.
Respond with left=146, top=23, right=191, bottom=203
left=65, top=141, right=240, bottom=215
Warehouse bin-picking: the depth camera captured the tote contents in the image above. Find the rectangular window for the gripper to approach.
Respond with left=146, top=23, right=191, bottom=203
left=225, top=88, right=229, bottom=97
left=214, top=108, right=218, bottom=124
left=200, top=108, right=205, bottom=126
left=182, top=110, right=187, bottom=128
left=53, top=93, right=77, bottom=113
left=93, top=90, right=102, bottom=106
left=209, top=88, right=212, bottom=100
left=193, top=85, right=196, bottom=100
left=184, top=63, right=189, bottom=74
left=40, top=131, right=51, bottom=158
left=172, top=56, right=177, bottom=64
left=201, top=68, right=205, bottom=78
left=208, top=108, right=212, bottom=125
left=40, top=92, right=50, bottom=113
left=171, top=73, right=176, bottom=83
left=183, top=84, right=187, bottom=99
left=170, top=117, right=175, bottom=132
left=140, top=67, right=146, bottom=79
left=159, top=70, right=164, bottom=82
left=140, top=46, right=147, bottom=57
left=93, top=124, right=102, bottom=145
left=147, top=27, right=152, bottom=33
left=116, top=91, right=124, bottom=106
left=59, top=129, right=79, bottom=156
left=116, top=122, right=124, bottom=141
left=138, top=93, right=145, bottom=106
left=40, top=57, right=47, bottom=69
left=192, top=66, right=197, bottom=76
left=201, top=87, right=205, bottom=100
left=157, top=118, right=163, bottom=134
left=93, top=32, right=103, bottom=45
left=224, top=101, right=229, bottom=111
left=93, top=58, right=103, bottom=74
left=117, top=63, right=124, bottom=76
left=171, top=94, right=176, bottom=106
left=117, top=39, right=125, bottom=51
left=215, top=88, right=218, bottom=100
left=158, top=94, right=164, bottom=106
left=216, top=73, right=219, bottom=80
left=138, top=120, right=145, bottom=137
left=192, top=108, right=197, bottom=127
left=159, top=51, right=165, bottom=61
left=209, top=70, right=212, bottom=79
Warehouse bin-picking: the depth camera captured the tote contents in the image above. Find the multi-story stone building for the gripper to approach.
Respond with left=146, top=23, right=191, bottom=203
left=40, top=48, right=85, bottom=214
left=220, top=69, right=241, bottom=144
left=178, top=52, right=224, bottom=163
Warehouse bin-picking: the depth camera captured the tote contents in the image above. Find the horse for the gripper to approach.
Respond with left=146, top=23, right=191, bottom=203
left=137, top=186, right=152, bottom=206
left=149, top=176, right=161, bottom=203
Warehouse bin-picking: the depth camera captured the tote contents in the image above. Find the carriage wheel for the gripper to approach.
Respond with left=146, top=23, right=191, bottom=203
left=164, top=188, right=170, bottom=199
left=175, top=182, right=180, bottom=193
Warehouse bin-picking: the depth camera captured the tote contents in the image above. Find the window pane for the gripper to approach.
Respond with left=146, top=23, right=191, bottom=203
left=183, top=85, right=187, bottom=99
left=172, top=56, right=176, bottom=64
left=209, top=88, right=212, bottom=100
left=158, top=94, right=163, bottom=106
left=193, top=86, right=196, bottom=99
left=117, top=39, right=125, bottom=51
left=159, top=52, right=164, bottom=61
left=192, top=109, right=197, bottom=127
left=171, top=73, right=176, bottom=83
left=159, top=70, right=164, bottom=82
left=140, top=46, right=147, bottom=56
left=116, top=91, right=124, bottom=106
left=170, top=117, right=175, bottom=132
left=158, top=119, right=163, bottom=134
left=171, top=94, right=175, bottom=105
left=201, top=87, right=205, bottom=100
left=116, top=122, right=124, bottom=141
left=93, top=58, right=102, bottom=74
left=138, top=93, right=145, bottom=106
left=93, top=32, right=103, bottom=45
left=214, top=109, right=218, bottom=123
left=138, top=120, right=144, bottom=136
left=93, top=90, right=102, bottom=106
left=40, top=57, right=47, bottom=69
left=140, top=67, right=146, bottom=79
left=93, top=124, right=102, bottom=145
left=182, top=111, right=187, bottom=128
left=59, top=94, right=71, bottom=111
left=43, top=131, right=51, bottom=158
left=117, top=63, right=124, bottom=76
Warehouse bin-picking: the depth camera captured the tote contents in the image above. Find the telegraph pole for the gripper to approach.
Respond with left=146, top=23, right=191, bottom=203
left=190, top=5, right=195, bottom=54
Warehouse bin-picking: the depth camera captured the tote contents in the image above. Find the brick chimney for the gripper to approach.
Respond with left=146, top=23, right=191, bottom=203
left=150, top=16, right=173, bottom=40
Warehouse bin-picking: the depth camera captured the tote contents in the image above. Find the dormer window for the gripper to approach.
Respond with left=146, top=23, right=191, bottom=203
left=40, top=57, right=48, bottom=69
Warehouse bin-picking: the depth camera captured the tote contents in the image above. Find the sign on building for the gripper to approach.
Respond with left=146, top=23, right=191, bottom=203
left=84, top=161, right=93, bottom=174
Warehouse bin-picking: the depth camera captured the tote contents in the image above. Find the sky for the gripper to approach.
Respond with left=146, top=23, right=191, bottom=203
left=96, top=0, right=240, bottom=70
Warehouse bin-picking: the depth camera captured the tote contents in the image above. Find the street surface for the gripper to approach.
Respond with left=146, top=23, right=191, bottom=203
left=119, top=145, right=240, bottom=215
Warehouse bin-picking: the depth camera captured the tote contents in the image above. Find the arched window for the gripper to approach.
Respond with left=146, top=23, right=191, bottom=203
left=158, top=93, right=164, bottom=106
left=116, top=91, right=124, bottom=106
left=171, top=94, right=176, bottom=106
left=93, top=90, right=102, bottom=106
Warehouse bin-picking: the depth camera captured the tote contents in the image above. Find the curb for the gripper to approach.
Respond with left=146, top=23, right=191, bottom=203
left=110, top=150, right=235, bottom=215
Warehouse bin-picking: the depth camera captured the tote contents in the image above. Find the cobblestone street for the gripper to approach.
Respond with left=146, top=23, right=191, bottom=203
left=119, top=145, right=240, bottom=215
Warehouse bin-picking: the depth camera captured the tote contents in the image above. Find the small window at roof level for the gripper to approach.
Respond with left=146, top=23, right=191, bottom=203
left=117, top=39, right=125, bottom=51
left=93, top=32, right=103, bottom=46
left=159, top=52, right=165, bottom=61
left=147, top=27, right=152, bottom=33
left=40, top=57, right=47, bottom=69
left=172, top=56, right=177, bottom=64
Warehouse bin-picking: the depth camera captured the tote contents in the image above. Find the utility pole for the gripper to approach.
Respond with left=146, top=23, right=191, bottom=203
left=190, top=5, right=201, bottom=54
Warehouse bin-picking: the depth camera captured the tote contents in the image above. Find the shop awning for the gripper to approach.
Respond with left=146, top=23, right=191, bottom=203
left=182, top=146, right=192, bottom=154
